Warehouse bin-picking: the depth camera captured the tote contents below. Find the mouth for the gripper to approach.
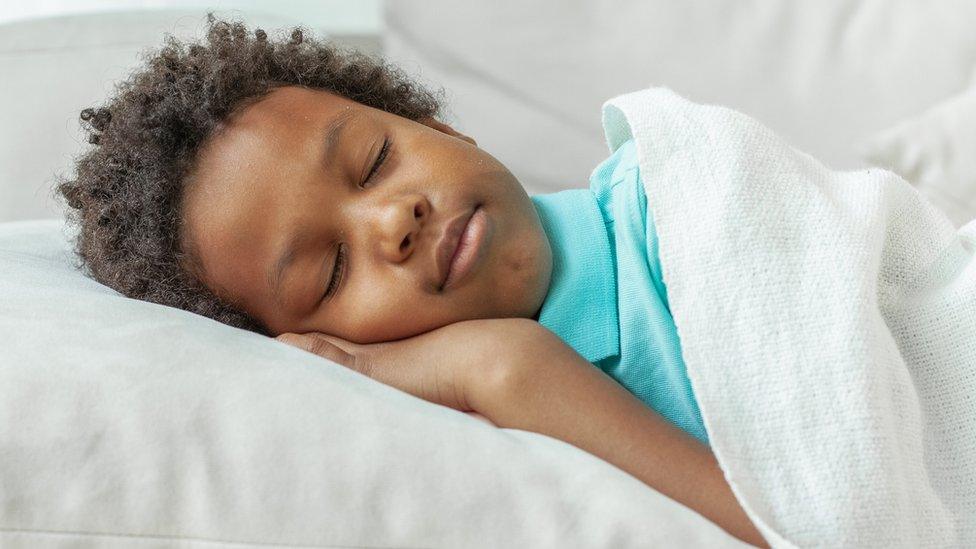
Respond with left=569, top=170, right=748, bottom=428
left=435, top=204, right=489, bottom=291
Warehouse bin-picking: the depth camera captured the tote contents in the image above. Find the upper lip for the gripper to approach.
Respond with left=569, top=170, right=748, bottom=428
left=434, top=207, right=477, bottom=289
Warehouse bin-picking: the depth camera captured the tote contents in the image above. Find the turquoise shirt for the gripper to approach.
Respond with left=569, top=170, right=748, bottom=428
left=531, top=139, right=708, bottom=445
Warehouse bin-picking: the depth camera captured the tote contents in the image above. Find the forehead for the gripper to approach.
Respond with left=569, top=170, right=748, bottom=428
left=218, top=86, right=360, bottom=147
left=181, top=86, right=359, bottom=294
left=193, top=85, right=361, bottom=182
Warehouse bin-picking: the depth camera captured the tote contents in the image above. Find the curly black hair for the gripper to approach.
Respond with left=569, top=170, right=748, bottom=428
left=55, top=14, right=445, bottom=336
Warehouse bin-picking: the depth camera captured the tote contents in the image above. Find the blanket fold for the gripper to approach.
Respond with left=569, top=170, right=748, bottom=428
left=601, top=87, right=976, bottom=548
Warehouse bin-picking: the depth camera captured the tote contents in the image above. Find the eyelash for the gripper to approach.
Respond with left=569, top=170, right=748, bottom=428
left=361, top=137, right=390, bottom=187
left=324, top=244, right=345, bottom=299
left=325, top=138, right=390, bottom=300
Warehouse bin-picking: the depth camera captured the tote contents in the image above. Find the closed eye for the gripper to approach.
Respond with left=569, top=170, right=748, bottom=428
left=324, top=138, right=389, bottom=303
left=323, top=243, right=345, bottom=301
left=361, top=137, right=390, bottom=187
left=322, top=138, right=391, bottom=300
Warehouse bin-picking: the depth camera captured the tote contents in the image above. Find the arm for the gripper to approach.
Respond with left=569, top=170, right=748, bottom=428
left=470, top=320, right=769, bottom=548
left=278, top=318, right=767, bottom=547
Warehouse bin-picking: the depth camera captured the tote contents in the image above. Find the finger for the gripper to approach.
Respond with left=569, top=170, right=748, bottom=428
left=276, top=333, right=355, bottom=368
left=304, top=332, right=361, bottom=356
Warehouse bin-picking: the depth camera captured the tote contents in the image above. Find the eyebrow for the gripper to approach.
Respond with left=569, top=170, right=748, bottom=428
left=267, top=110, right=356, bottom=308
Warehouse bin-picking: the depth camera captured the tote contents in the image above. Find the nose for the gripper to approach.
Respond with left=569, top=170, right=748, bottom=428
left=374, top=193, right=430, bottom=263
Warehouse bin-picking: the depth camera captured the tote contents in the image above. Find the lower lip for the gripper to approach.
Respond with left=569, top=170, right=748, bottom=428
left=443, top=207, right=490, bottom=290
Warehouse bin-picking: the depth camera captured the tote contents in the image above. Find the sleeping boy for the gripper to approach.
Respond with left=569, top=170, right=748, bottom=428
left=57, top=16, right=767, bottom=548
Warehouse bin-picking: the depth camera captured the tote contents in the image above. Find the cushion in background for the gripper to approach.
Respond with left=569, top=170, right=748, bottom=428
left=0, top=9, right=301, bottom=224
left=7, top=2, right=976, bottom=222
left=383, top=0, right=976, bottom=196
left=0, top=219, right=748, bottom=548
left=858, top=68, right=976, bottom=227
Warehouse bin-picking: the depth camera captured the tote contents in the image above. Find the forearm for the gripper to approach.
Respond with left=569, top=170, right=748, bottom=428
left=471, top=327, right=768, bottom=548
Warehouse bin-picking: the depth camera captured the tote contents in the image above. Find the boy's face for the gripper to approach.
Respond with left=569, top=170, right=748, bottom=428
left=182, top=85, right=552, bottom=343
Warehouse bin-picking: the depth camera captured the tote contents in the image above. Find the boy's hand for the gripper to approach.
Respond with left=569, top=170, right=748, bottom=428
left=275, top=318, right=547, bottom=419
left=280, top=319, right=768, bottom=546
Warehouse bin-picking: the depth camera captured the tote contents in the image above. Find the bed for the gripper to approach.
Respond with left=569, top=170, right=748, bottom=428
left=2, top=2, right=976, bottom=547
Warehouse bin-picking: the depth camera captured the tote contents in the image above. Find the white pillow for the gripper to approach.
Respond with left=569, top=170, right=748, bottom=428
left=858, top=69, right=976, bottom=227
left=0, top=219, right=747, bottom=548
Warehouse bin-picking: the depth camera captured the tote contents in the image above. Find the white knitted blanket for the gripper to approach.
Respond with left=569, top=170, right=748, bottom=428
left=600, top=88, right=976, bottom=548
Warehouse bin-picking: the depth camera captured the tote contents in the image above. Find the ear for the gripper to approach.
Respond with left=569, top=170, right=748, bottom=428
left=420, top=117, right=477, bottom=146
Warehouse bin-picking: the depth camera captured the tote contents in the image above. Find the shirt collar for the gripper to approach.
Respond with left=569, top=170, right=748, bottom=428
left=531, top=189, right=619, bottom=363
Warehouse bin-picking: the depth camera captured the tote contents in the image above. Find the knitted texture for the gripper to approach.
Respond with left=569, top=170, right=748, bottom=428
left=601, top=88, right=976, bottom=548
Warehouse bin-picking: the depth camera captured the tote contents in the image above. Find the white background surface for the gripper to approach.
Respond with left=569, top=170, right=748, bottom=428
left=3, top=1, right=976, bottom=223
left=0, top=0, right=380, bottom=33
left=383, top=0, right=976, bottom=203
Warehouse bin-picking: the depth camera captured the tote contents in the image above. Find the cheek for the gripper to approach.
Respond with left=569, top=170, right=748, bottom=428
left=331, top=276, right=435, bottom=343
left=497, top=232, right=545, bottom=289
left=485, top=223, right=551, bottom=318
